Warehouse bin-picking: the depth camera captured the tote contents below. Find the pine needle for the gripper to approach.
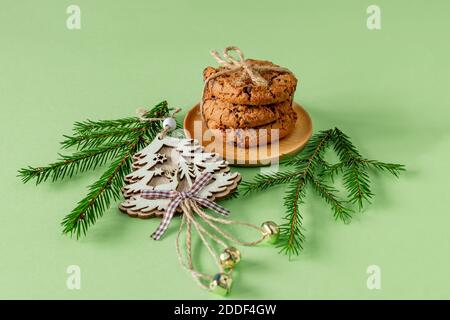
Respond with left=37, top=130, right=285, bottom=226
left=277, top=178, right=307, bottom=257
left=241, top=127, right=405, bottom=256
left=308, top=173, right=352, bottom=223
left=19, top=100, right=171, bottom=237
left=18, top=140, right=133, bottom=184
left=72, top=101, right=169, bottom=134
left=61, top=126, right=146, bottom=150
left=61, top=139, right=145, bottom=238
left=240, top=170, right=300, bottom=195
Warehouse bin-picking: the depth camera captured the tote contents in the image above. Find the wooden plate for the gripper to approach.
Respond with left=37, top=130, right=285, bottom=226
left=183, top=102, right=312, bottom=166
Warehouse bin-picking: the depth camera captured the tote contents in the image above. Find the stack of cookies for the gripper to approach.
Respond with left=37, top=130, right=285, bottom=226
left=201, top=59, right=298, bottom=148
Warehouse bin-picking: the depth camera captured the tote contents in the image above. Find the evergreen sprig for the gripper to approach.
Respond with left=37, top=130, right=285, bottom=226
left=61, top=126, right=147, bottom=150
left=61, top=138, right=145, bottom=238
left=19, top=101, right=174, bottom=237
left=241, top=127, right=405, bottom=257
left=73, top=117, right=141, bottom=134
left=279, top=178, right=307, bottom=256
left=308, top=173, right=352, bottom=223
left=240, top=170, right=300, bottom=195
left=18, top=139, right=133, bottom=184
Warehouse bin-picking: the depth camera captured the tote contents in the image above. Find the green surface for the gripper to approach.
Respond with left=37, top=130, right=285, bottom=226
left=1, top=0, right=449, bottom=299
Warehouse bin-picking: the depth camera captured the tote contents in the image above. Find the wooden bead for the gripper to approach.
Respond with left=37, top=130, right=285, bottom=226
left=162, top=117, right=177, bottom=131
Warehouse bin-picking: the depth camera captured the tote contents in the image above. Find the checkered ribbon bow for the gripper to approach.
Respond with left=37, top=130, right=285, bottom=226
left=141, top=172, right=230, bottom=240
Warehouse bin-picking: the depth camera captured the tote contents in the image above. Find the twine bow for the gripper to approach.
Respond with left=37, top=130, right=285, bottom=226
left=210, top=46, right=268, bottom=87
left=142, top=169, right=269, bottom=292
left=200, top=46, right=293, bottom=120
left=141, top=172, right=230, bottom=240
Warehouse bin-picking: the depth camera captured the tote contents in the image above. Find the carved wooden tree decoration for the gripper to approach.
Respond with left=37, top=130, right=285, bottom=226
left=119, top=136, right=241, bottom=218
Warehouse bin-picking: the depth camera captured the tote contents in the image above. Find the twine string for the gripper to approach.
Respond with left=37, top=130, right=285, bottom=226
left=136, top=107, right=181, bottom=139
left=191, top=201, right=266, bottom=246
left=175, top=197, right=266, bottom=290
left=184, top=201, right=224, bottom=272
left=147, top=171, right=266, bottom=291
left=175, top=211, right=211, bottom=290
left=200, top=46, right=293, bottom=120
left=210, top=46, right=267, bottom=86
left=184, top=200, right=228, bottom=249
left=185, top=213, right=193, bottom=270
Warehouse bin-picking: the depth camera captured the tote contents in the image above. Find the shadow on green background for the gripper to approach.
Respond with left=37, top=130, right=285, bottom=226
left=0, top=0, right=449, bottom=299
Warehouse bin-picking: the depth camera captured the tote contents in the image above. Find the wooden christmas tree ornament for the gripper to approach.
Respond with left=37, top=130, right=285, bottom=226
left=118, top=122, right=278, bottom=295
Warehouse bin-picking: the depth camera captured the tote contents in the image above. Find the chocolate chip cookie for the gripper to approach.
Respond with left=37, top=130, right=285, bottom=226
left=203, top=98, right=294, bottom=129
left=203, top=59, right=298, bottom=106
left=213, top=106, right=298, bottom=148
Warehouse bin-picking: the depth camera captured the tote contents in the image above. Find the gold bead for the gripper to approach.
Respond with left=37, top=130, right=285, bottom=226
left=209, top=273, right=232, bottom=296
left=261, top=221, right=280, bottom=244
left=219, top=247, right=241, bottom=270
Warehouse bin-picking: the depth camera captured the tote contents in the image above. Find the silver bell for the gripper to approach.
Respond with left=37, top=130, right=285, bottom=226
left=209, top=273, right=232, bottom=296
left=219, top=247, right=241, bottom=270
left=261, top=221, right=280, bottom=244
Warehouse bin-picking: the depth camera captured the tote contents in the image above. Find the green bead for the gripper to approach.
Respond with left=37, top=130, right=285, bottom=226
left=261, top=221, right=280, bottom=244
left=209, top=273, right=232, bottom=296
left=219, top=247, right=241, bottom=270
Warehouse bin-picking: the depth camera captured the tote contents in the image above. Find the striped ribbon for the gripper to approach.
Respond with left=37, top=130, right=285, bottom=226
left=141, top=172, right=230, bottom=240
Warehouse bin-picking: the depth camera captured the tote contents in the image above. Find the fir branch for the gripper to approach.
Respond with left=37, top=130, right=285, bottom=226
left=61, top=125, right=146, bottom=150
left=64, top=101, right=172, bottom=150
left=360, top=159, right=405, bottom=177
left=331, top=128, right=362, bottom=161
left=331, top=128, right=404, bottom=209
left=331, top=128, right=372, bottom=209
left=308, top=173, right=352, bottom=223
left=18, top=140, right=133, bottom=184
left=243, top=129, right=335, bottom=256
left=19, top=101, right=170, bottom=185
left=73, top=101, right=169, bottom=134
left=321, top=159, right=404, bottom=180
left=318, top=161, right=341, bottom=181
left=60, top=101, right=178, bottom=237
left=19, top=100, right=172, bottom=237
left=240, top=170, right=300, bottom=195
left=278, top=178, right=307, bottom=257
left=73, top=117, right=141, bottom=134
left=342, top=162, right=373, bottom=209
left=282, top=129, right=334, bottom=167
left=61, top=137, right=146, bottom=238
left=276, top=131, right=334, bottom=256
left=241, top=127, right=405, bottom=256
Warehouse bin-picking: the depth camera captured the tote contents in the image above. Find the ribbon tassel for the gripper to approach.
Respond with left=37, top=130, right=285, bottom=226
left=142, top=171, right=270, bottom=293
left=141, top=172, right=230, bottom=240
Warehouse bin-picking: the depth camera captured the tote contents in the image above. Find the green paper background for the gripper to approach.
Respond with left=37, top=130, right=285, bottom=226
left=1, top=0, right=449, bottom=299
